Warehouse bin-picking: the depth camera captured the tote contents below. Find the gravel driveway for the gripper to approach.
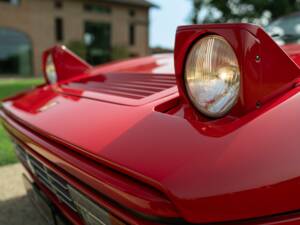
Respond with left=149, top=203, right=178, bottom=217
left=0, top=163, right=46, bottom=225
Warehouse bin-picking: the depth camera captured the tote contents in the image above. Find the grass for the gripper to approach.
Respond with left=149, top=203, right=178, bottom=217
left=0, top=78, right=43, bottom=166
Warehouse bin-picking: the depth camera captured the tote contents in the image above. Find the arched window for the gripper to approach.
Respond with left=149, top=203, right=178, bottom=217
left=0, top=28, right=32, bottom=76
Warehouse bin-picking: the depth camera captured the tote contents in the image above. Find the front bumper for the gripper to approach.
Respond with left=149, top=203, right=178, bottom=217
left=23, top=174, right=72, bottom=225
left=4, top=104, right=300, bottom=225
left=9, top=123, right=300, bottom=225
left=17, top=135, right=300, bottom=225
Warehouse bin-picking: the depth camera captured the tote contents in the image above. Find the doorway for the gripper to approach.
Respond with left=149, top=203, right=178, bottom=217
left=84, top=22, right=111, bottom=65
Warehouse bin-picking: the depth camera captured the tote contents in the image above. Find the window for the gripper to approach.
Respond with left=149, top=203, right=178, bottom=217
left=0, top=0, right=20, bottom=5
left=129, top=24, right=135, bottom=46
left=129, top=9, right=136, bottom=17
left=54, top=0, right=63, bottom=9
left=55, top=17, right=64, bottom=42
left=0, top=28, right=32, bottom=76
left=83, top=4, right=111, bottom=14
left=84, top=22, right=111, bottom=65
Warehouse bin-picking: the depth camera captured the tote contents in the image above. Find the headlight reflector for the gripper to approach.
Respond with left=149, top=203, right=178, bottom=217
left=185, top=35, right=240, bottom=118
left=45, top=54, right=57, bottom=84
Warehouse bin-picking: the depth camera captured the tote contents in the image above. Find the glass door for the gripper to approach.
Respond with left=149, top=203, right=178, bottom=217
left=84, top=22, right=111, bottom=65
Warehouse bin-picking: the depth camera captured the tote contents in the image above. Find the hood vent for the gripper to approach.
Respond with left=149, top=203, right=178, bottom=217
left=62, top=73, right=177, bottom=100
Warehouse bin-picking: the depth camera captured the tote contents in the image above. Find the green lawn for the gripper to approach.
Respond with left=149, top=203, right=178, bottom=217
left=0, top=78, right=43, bottom=166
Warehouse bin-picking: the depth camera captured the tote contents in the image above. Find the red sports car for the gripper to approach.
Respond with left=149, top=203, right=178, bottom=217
left=2, top=23, right=300, bottom=225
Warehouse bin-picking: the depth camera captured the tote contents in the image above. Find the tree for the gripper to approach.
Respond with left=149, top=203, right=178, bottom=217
left=191, top=0, right=204, bottom=24
left=190, top=0, right=300, bottom=25
left=111, top=45, right=130, bottom=60
left=67, top=40, right=87, bottom=60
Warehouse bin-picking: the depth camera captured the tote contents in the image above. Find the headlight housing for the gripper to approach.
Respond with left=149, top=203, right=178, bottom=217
left=185, top=35, right=240, bottom=118
left=45, top=54, right=57, bottom=84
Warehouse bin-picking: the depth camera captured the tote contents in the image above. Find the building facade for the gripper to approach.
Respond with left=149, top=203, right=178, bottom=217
left=0, top=0, right=153, bottom=76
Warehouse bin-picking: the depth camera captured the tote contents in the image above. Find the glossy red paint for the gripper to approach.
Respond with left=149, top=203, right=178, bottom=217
left=3, top=23, right=300, bottom=224
left=12, top=131, right=168, bottom=225
left=43, top=45, right=92, bottom=84
left=282, top=43, right=300, bottom=66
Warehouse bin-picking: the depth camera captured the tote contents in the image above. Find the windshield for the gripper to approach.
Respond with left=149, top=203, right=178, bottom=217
left=266, top=14, right=300, bottom=45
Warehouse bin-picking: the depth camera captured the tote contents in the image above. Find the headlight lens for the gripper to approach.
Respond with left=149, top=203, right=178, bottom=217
left=185, top=35, right=240, bottom=118
left=45, top=54, right=57, bottom=84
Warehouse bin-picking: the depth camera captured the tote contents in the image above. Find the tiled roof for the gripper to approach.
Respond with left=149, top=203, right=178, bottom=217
left=102, top=0, right=157, bottom=8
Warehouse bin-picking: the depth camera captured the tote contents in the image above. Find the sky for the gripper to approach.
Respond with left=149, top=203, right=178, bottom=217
left=148, top=0, right=192, bottom=49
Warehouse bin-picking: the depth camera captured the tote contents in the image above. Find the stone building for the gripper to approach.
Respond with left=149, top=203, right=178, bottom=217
left=0, top=0, right=154, bottom=76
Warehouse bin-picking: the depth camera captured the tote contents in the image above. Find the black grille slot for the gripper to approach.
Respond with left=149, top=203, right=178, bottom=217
left=15, top=144, right=28, bottom=165
left=15, top=144, right=77, bottom=212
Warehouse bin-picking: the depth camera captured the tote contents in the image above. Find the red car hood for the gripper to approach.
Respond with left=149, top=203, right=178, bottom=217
left=3, top=54, right=300, bottom=223
left=282, top=43, right=300, bottom=55
left=282, top=43, right=300, bottom=66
